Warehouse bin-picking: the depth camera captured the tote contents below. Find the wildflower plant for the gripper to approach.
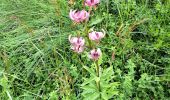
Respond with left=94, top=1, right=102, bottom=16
left=1, top=0, right=169, bottom=99
left=68, top=0, right=119, bottom=99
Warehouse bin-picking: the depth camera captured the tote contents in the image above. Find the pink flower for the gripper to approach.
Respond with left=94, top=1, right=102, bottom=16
left=71, top=45, right=84, bottom=53
left=69, top=35, right=85, bottom=53
left=69, top=9, right=89, bottom=23
left=69, top=35, right=85, bottom=46
left=89, top=31, right=105, bottom=41
left=89, top=48, right=102, bottom=60
left=85, top=0, right=100, bottom=7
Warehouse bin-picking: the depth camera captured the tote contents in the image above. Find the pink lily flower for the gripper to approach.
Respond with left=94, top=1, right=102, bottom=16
left=69, top=35, right=85, bottom=46
left=69, top=35, right=85, bottom=53
left=85, top=0, right=100, bottom=7
left=89, top=48, right=102, bottom=60
left=71, top=45, right=84, bottom=53
left=69, top=9, right=89, bottom=23
left=88, top=30, right=105, bottom=41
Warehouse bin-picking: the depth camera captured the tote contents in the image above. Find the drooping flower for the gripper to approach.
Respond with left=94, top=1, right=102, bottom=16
left=89, top=48, right=102, bottom=60
left=69, top=35, right=85, bottom=53
left=85, top=0, right=100, bottom=7
left=69, top=35, right=85, bottom=46
left=69, top=9, right=89, bottom=23
left=71, top=45, right=84, bottom=53
left=88, top=31, right=105, bottom=41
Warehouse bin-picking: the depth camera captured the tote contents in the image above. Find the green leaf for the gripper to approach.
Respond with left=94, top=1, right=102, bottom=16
left=101, top=66, right=113, bottom=82
left=81, top=85, right=96, bottom=96
left=0, top=77, right=8, bottom=90
left=107, top=90, right=119, bottom=98
left=98, top=56, right=103, bottom=66
left=83, top=66, right=96, bottom=77
left=101, top=92, right=109, bottom=100
left=89, top=17, right=104, bottom=27
left=81, top=77, right=95, bottom=86
left=49, top=91, right=58, bottom=100
left=83, top=92, right=100, bottom=100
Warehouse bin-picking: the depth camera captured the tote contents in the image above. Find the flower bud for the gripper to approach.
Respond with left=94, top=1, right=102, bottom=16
left=89, top=48, right=102, bottom=60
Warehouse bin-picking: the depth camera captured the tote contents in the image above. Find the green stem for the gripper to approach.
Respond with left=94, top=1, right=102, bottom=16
left=82, top=0, right=85, bottom=7
left=95, top=61, right=99, bottom=77
left=84, top=22, right=92, bottom=48
left=83, top=11, right=101, bottom=98
left=95, top=60, right=101, bottom=98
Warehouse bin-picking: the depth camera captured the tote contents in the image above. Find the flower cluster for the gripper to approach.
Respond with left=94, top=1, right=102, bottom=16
left=69, top=0, right=100, bottom=23
left=69, top=0, right=104, bottom=60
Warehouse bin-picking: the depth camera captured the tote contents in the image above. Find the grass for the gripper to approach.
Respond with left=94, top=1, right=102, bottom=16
left=0, top=0, right=170, bottom=99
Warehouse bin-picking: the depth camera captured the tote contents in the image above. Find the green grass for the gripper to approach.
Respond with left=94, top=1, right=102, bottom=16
left=0, top=0, right=170, bottom=99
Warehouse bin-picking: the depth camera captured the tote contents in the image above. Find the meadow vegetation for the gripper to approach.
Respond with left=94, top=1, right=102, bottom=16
left=0, top=0, right=170, bottom=99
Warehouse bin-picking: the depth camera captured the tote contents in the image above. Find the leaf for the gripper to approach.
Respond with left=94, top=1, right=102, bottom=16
left=49, top=91, right=58, bottom=100
left=98, top=56, right=103, bottom=66
left=83, top=66, right=96, bottom=77
left=83, top=92, right=100, bottom=100
left=0, top=77, right=8, bottom=90
left=107, top=90, right=119, bottom=98
left=110, top=82, right=120, bottom=89
left=89, top=17, right=104, bottom=27
left=23, top=93, right=34, bottom=100
left=101, top=92, right=109, bottom=100
left=81, top=84, right=96, bottom=96
left=102, top=66, right=112, bottom=77
left=81, top=77, right=95, bottom=86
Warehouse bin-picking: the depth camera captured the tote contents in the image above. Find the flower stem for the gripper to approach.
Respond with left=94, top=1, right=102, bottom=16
left=95, top=60, right=101, bottom=99
left=95, top=60, right=99, bottom=77
left=84, top=22, right=92, bottom=48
